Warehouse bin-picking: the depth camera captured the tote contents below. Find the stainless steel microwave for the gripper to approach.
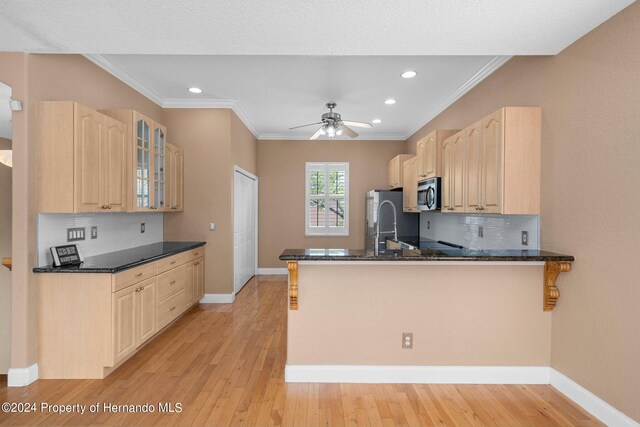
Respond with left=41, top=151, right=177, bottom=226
left=417, top=177, right=441, bottom=211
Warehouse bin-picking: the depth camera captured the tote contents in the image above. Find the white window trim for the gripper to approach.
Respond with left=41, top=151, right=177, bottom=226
left=305, top=162, right=349, bottom=237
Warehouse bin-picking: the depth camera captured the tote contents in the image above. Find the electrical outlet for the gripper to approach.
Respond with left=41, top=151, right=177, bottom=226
left=209, top=222, right=216, bottom=231
left=478, top=226, right=483, bottom=238
left=140, top=223, right=145, bottom=233
left=427, top=221, right=431, bottom=230
left=402, top=332, right=413, bottom=349
left=91, top=226, right=98, bottom=239
left=522, top=231, right=529, bottom=246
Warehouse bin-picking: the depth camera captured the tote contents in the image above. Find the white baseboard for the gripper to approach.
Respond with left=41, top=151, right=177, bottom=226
left=199, top=293, right=235, bottom=304
left=257, top=268, right=288, bottom=275
left=550, top=369, right=639, bottom=427
left=7, top=363, right=39, bottom=387
left=285, top=365, right=550, bottom=384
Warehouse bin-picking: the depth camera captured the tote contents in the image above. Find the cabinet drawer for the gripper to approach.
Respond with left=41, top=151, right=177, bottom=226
left=157, top=265, right=186, bottom=303
left=189, top=247, right=204, bottom=262
left=157, top=252, right=191, bottom=274
left=112, top=262, right=157, bottom=293
left=157, top=289, right=185, bottom=330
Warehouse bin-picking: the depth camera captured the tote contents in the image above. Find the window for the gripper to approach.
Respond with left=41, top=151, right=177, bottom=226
left=305, top=162, right=349, bottom=236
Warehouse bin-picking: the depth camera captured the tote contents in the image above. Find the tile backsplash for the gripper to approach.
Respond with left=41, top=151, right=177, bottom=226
left=420, top=212, right=540, bottom=250
left=37, top=212, right=164, bottom=266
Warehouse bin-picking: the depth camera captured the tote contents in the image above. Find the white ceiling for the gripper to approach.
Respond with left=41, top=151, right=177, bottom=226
left=0, top=0, right=633, bottom=55
left=0, top=0, right=634, bottom=140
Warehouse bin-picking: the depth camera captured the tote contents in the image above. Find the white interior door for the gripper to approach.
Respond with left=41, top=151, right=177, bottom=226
left=233, top=168, right=257, bottom=294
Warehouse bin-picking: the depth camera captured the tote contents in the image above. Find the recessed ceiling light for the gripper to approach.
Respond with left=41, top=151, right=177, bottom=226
left=384, top=98, right=397, bottom=105
left=188, top=87, right=202, bottom=94
left=372, top=119, right=382, bottom=124
left=401, top=70, right=417, bottom=79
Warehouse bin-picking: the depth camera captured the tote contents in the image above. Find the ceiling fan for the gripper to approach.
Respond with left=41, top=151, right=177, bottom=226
left=289, top=102, right=372, bottom=140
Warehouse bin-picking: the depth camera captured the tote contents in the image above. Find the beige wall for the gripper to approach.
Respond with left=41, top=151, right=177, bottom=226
left=257, top=139, right=406, bottom=268
left=230, top=111, right=257, bottom=175
left=0, top=136, right=12, bottom=373
left=404, top=3, right=640, bottom=420
left=164, top=109, right=257, bottom=295
left=289, top=264, right=550, bottom=366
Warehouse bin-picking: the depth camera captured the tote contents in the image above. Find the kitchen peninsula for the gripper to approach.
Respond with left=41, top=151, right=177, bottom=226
left=280, top=246, right=574, bottom=384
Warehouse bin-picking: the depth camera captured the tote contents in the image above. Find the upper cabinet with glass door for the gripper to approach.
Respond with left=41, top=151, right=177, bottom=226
left=152, top=123, right=167, bottom=211
left=102, top=109, right=173, bottom=212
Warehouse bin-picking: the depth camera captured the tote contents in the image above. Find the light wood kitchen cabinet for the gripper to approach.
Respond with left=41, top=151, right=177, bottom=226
left=112, top=283, right=137, bottom=363
left=38, top=101, right=127, bottom=213
left=441, top=131, right=465, bottom=213
left=112, top=276, right=157, bottom=365
left=186, top=257, right=205, bottom=307
left=388, top=154, right=414, bottom=189
left=415, top=130, right=457, bottom=181
left=102, top=109, right=173, bottom=212
left=482, top=109, right=504, bottom=214
left=195, top=257, right=205, bottom=300
left=136, top=279, right=157, bottom=345
left=441, top=135, right=453, bottom=211
left=402, top=157, right=419, bottom=213
left=38, top=246, right=205, bottom=379
left=464, top=121, right=483, bottom=212
left=166, top=142, right=184, bottom=211
left=441, top=107, right=541, bottom=214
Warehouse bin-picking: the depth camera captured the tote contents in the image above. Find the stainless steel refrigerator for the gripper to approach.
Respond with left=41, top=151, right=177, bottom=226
left=365, top=190, right=419, bottom=254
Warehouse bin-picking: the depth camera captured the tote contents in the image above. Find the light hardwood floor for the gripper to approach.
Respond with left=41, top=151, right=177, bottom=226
left=0, top=276, right=602, bottom=426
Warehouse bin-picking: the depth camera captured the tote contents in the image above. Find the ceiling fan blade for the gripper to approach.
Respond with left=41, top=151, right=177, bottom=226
left=309, top=127, right=325, bottom=140
left=339, top=125, right=358, bottom=138
left=289, top=121, right=324, bottom=130
left=342, top=120, right=372, bottom=129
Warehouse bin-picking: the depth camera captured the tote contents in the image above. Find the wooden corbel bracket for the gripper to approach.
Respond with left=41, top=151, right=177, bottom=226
left=287, top=261, right=298, bottom=310
left=543, top=261, right=571, bottom=311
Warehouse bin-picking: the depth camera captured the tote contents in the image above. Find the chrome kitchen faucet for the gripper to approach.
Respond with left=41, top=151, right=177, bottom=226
left=375, top=200, right=397, bottom=256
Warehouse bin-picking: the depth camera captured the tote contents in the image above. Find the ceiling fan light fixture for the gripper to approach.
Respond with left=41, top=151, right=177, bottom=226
left=384, top=98, right=397, bottom=105
left=336, top=128, right=343, bottom=136
left=401, top=70, right=417, bottom=79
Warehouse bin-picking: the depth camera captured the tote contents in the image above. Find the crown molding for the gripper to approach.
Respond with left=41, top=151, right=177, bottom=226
left=258, top=132, right=407, bottom=141
left=84, top=54, right=165, bottom=106
left=402, top=55, right=512, bottom=140
left=85, top=54, right=511, bottom=143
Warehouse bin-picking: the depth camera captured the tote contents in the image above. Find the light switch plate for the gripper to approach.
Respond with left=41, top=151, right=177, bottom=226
left=140, top=223, right=145, bottom=233
left=522, top=231, right=529, bottom=246
left=209, top=222, right=216, bottom=231
left=67, top=227, right=85, bottom=242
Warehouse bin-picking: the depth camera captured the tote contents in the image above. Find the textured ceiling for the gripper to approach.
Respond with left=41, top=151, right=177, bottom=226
left=0, top=0, right=634, bottom=55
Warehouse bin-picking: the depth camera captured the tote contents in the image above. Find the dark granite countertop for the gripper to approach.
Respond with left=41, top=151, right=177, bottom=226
left=279, top=247, right=574, bottom=262
left=33, top=241, right=206, bottom=274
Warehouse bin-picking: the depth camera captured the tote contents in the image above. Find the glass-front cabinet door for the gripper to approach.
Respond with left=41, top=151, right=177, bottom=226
left=134, top=114, right=153, bottom=210
left=153, top=124, right=167, bottom=210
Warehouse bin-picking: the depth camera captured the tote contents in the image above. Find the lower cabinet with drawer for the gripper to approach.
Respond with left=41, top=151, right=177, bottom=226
left=37, top=246, right=205, bottom=379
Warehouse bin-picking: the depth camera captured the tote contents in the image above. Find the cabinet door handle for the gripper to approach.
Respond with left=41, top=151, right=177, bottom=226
left=135, top=287, right=141, bottom=292
left=170, top=280, right=176, bottom=285
left=170, top=306, right=176, bottom=311
left=140, top=286, right=145, bottom=290
left=135, top=273, right=143, bottom=277
left=194, top=252, right=199, bottom=256
left=170, top=261, right=176, bottom=265
left=101, top=205, right=109, bottom=209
